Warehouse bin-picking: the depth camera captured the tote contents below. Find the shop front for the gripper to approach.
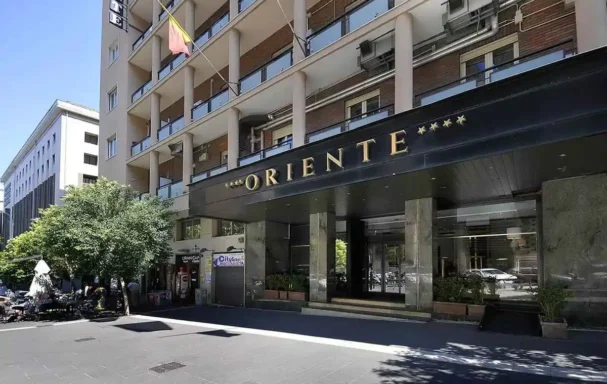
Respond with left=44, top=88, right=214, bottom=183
left=189, top=48, right=607, bottom=324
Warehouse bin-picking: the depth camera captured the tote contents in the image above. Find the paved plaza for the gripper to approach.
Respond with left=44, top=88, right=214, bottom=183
left=1, top=307, right=606, bottom=383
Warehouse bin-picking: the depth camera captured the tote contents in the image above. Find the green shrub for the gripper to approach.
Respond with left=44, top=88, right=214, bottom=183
left=485, top=276, right=497, bottom=295
left=289, top=275, right=308, bottom=292
left=533, top=284, right=572, bottom=323
left=266, top=275, right=279, bottom=290
left=467, top=275, right=484, bottom=305
left=434, top=276, right=465, bottom=303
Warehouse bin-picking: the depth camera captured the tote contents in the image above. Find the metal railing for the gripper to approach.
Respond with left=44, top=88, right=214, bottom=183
left=239, top=0, right=256, bottom=13
left=191, top=164, right=229, bottom=183
left=307, top=0, right=393, bottom=55
left=417, top=40, right=574, bottom=107
left=132, top=25, right=152, bottom=51
left=131, top=80, right=152, bottom=103
left=195, top=12, right=229, bottom=48
left=131, top=136, right=151, bottom=156
left=157, top=180, right=184, bottom=200
left=239, top=139, right=293, bottom=166
left=157, top=115, right=185, bottom=141
left=306, top=104, right=393, bottom=143
left=191, top=89, right=229, bottom=121
left=135, top=192, right=149, bottom=201
left=240, top=49, right=293, bottom=94
left=159, top=0, right=177, bottom=21
left=158, top=53, right=187, bottom=81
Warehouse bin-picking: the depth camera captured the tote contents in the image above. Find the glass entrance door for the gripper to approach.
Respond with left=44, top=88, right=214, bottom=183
left=365, top=240, right=406, bottom=296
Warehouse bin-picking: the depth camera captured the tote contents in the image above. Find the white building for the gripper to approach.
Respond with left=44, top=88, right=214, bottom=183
left=0, top=100, right=100, bottom=244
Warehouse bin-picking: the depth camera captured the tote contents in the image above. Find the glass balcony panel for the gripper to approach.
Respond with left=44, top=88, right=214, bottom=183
left=421, top=81, right=478, bottom=106
left=192, top=101, right=209, bottom=121
left=240, top=70, right=263, bottom=94
left=347, top=0, right=390, bottom=33
left=211, top=14, right=229, bottom=35
left=348, top=110, right=390, bottom=130
left=308, top=125, right=342, bottom=143
left=133, top=26, right=152, bottom=50
left=141, top=137, right=151, bottom=151
left=308, top=23, right=343, bottom=54
left=158, top=66, right=171, bottom=81
left=158, top=124, right=170, bottom=141
left=209, top=165, right=228, bottom=176
left=170, top=181, right=184, bottom=198
left=171, top=116, right=185, bottom=133
left=158, top=185, right=170, bottom=200
left=239, top=153, right=262, bottom=166
left=490, top=50, right=565, bottom=83
left=265, top=141, right=292, bottom=158
left=195, top=32, right=210, bottom=47
left=191, top=172, right=208, bottom=183
left=239, top=0, right=255, bottom=13
left=210, top=91, right=228, bottom=111
left=266, top=52, right=292, bottom=81
left=131, top=144, right=141, bottom=157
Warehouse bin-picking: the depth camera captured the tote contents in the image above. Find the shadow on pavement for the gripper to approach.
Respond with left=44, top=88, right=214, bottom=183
left=114, top=320, right=172, bottom=333
left=143, top=306, right=607, bottom=372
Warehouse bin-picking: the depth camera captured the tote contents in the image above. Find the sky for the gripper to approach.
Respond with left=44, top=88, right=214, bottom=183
left=0, top=1, right=102, bottom=176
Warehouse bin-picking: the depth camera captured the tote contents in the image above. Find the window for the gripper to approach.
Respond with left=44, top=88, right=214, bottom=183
left=108, top=42, right=119, bottom=64
left=180, top=219, right=201, bottom=240
left=108, top=88, right=118, bottom=111
left=47, top=140, right=50, bottom=149
left=460, top=34, right=519, bottom=85
left=41, top=165, right=44, bottom=175
left=107, top=136, right=117, bottom=158
left=217, top=220, right=245, bottom=236
left=42, top=146, right=45, bottom=155
left=82, top=175, right=98, bottom=185
left=46, top=160, right=49, bottom=172
left=345, top=90, right=381, bottom=119
left=272, top=125, right=293, bottom=146
left=84, top=154, right=98, bottom=166
left=53, top=133, right=56, bottom=143
left=85, top=133, right=99, bottom=145
left=220, top=150, right=228, bottom=165
left=37, top=151, right=40, bottom=159
left=52, top=154, right=55, bottom=165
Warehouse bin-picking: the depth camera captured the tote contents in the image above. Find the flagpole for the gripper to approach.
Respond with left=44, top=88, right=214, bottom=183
left=156, top=0, right=239, bottom=97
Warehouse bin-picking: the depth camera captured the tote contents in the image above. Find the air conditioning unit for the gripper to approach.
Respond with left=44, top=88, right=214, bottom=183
left=358, top=36, right=395, bottom=71
left=442, top=0, right=498, bottom=34
left=169, top=142, right=183, bottom=157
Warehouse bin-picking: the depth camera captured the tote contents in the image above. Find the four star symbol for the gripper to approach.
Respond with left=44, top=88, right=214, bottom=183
left=443, top=119, right=452, bottom=128
left=417, top=126, right=427, bottom=135
left=430, top=122, right=439, bottom=131
left=456, top=115, right=467, bottom=125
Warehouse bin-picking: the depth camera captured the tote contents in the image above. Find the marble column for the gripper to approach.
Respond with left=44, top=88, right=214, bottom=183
left=394, top=12, right=413, bottom=114
left=227, top=107, right=240, bottom=169
left=152, top=35, right=161, bottom=85
left=293, top=0, right=308, bottom=63
left=455, top=228, right=470, bottom=275
left=184, top=65, right=194, bottom=124
left=292, top=71, right=306, bottom=148
left=230, top=0, right=240, bottom=19
left=575, top=0, right=607, bottom=53
left=185, top=0, right=195, bottom=52
left=404, top=198, right=435, bottom=311
left=309, top=212, right=336, bottom=302
left=229, top=29, right=241, bottom=100
left=153, top=0, right=161, bottom=26
left=149, top=151, right=159, bottom=196
left=182, top=133, right=193, bottom=192
left=245, top=221, right=267, bottom=305
left=151, top=92, right=160, bottom=144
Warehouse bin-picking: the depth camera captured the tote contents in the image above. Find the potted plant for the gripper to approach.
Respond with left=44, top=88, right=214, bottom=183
left=277, top=274, right=289, bottom=300
left=534, top=284, right=572, bottom=339
left=264, top=275, right=279, bottom=299
left=288, top=275, right=307, bottom=301
left=433, top=276, right=467, bottom=317
left=466, top=275, right=485, bottom=321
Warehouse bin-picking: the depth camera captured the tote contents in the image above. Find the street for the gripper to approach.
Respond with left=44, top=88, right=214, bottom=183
left=1, top=307, right=606, bottom=383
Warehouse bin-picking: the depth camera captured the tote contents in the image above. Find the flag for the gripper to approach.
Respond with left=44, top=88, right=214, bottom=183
left=169, top=18, right=191, bottom=57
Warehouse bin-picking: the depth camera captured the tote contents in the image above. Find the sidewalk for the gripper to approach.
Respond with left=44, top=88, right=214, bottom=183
left=137, top=305, right=607, bottom=375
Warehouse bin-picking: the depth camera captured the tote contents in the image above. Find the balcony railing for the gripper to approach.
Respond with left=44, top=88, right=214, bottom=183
left=157, top=115, right=185, bottom=141
left=135, top=192, right=149, bottom=201
left=157, top=180, right=184, bottom=200
left=418, top=40, right=574, bottom=107
left=191, top=90, right=229, bottom=121
left=307, top=0, right=393, bottom=55
left=306, top=105, right=393, bottom=143
left=131, top=80, right=152, bottom=103
left=132, top=25, right=152, bottom=51
left=158, top=53, right=186, bottom=81
left=239, top=0, right=256, bottom=13
left=238, top=139, right=293, bottom=166
left=191, top=164, right=228, bottom=183
left=159, top=0, right=177, bottom=21
left=240, top=50, right=293, bottom=94
left=131, top=136, right=151, bottom=156
left=194, top=13, right=229, bottom=48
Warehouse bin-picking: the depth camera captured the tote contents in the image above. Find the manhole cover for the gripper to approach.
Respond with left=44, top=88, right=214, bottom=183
left=149, top=362, right=185, bottom=374
left=74, top=337, right=96, bottom=342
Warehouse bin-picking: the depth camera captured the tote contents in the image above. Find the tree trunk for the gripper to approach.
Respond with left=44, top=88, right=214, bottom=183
left=120, top=277, right=130, bottom=316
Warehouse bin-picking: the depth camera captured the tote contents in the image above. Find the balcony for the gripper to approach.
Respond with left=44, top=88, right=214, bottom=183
left=307, top=105, right=393, bottom=143
left=131, top=136, right=152, bottom=157
left=158, top=115, right=185, bottom=141
left=240, top=50, right=293, bottom=94
left=191, top=164, right=228, bottom=183
left=239, top=0, right=256, bottom=13
left=307, top=0, right=393, bottom=55
left=419, top=41, right=572, bottom=106
left=191, top=90, right=229, bottom=121
left=131, top=80, right=152, bottom=104
left=159, top=0, right=178, bottom=21
left=239, top=139, right=293, bottom=166
left=159, top=53, right=187, bottom=81
left=132, top=25, right=152, bottom=51
left=157, top=180, right=184, bottom=200
left=194, top=12, right=229, bottom=48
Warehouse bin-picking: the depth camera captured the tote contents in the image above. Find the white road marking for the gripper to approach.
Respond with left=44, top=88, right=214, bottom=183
left=0, top=326, right=37, bottom=332
left=131, top=314, right=607, bottom=382
left=53, top=319, right=89, bottom=326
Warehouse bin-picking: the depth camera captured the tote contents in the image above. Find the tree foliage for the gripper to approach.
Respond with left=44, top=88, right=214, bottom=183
left=336, top=239, right=347, bottom=273
left=0, top=228, right=42, bottom=287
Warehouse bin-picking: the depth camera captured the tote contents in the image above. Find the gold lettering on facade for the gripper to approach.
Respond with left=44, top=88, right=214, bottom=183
left=390, top=130, right=408, bottom=155
left=287, top=163, right=293, bottom=181
left=326, top=148, right=344, bottom=172
left=265, top=168, right=279, bottom=186
left=245, top=174, right=261, bottom=191
left=302, top=157, right=315, bottom=177
left=356, top=139, right=376, bottom=163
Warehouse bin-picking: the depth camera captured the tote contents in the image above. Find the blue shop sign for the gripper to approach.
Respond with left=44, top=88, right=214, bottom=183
left=213, top=253, right=245, bottom=267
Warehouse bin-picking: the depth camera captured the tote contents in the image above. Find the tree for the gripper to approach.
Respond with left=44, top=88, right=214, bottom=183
left=0, top=228, right=43, bottom=288
left=336, top=239, right=347, bottom=273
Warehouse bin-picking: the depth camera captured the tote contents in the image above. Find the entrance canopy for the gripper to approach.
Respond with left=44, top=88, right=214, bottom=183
left=189, top=48, right=607, bottom=224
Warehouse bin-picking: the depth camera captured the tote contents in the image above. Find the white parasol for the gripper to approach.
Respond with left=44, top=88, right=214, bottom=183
left=27, top=259, right=52, bottom=298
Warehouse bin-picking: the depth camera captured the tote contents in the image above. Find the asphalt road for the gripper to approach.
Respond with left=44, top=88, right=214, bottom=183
left=0, top=313, right=600, bottom=384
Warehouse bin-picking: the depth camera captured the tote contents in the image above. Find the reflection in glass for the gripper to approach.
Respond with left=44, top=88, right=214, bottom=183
left=347, top=0, right=390, bottom=33
left=308, top=23, right=342, bottom=54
